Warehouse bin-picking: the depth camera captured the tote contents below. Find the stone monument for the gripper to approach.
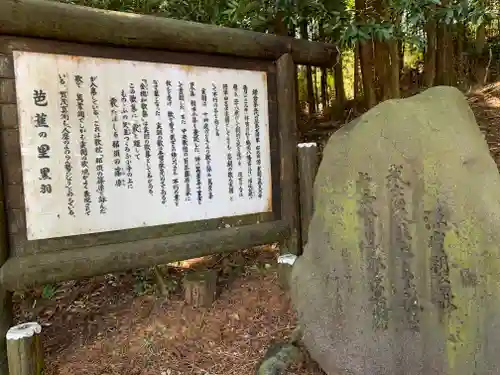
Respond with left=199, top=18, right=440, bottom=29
left=290, top=86, right=500, bottom=375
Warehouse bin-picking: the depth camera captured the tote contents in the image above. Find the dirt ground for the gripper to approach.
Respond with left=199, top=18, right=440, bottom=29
left=13, top=247, right=324, bottom=375
left=12, top=83, right=500, bottom=375
left=467, top=82, right=500, bottom=166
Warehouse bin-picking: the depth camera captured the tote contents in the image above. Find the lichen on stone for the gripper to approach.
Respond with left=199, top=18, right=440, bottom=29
left=290, top=86, right=500, bottom=375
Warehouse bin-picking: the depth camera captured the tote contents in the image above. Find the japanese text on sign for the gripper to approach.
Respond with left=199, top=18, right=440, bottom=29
left=13, top=51, right=272, bottom=240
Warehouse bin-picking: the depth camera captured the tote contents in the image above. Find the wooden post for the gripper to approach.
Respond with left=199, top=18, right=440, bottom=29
left=0, top=51, right=14, bottom=375
left=6, top=322, right=44, bottom=375
left=276, top=53, right=300, bottom=289
left=183, top=270, right=218, bottom=308
left=0, top=286, right=11, bottom=375
left=297, top=142, right=319, bottom=248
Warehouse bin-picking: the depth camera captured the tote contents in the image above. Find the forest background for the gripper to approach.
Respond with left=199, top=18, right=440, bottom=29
left=55, top=0, right=500, bottom=132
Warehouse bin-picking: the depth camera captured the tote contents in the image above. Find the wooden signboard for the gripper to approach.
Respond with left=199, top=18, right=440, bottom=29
left=13, top=51, right=273, bottom=240
left=0, top=37, right=295, bottom=291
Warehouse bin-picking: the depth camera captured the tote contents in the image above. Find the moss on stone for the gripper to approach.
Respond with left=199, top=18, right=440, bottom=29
left=291, top=86, right=500, bottom=375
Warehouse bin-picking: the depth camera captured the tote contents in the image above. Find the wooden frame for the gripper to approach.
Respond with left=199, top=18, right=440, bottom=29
left=0, top=37, right=282, bottom=256
left=0, top=0, right=335, bottom=67
left=0, top=36, right=296, bottom=290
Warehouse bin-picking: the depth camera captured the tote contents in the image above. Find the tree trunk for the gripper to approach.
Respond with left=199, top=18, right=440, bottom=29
left=446, top=24, right=457, bottom=86
left=372, top=0, right=399, bottom=101
left=319, top=21, right=328, bottom=109
left=371, top=0, right=386, bottom=101
left=472, top=22, right=488, bottom=86
left=398, top=40, right=405, bottom=73
left=356, top=0, right=377, bottom=108
left=374, top=39, right=390, bottom=101
left=301, top=21, right=315, bottom=113
left=387, top=12, right=401, bottom=98
left=484, top=47, right=493, bottom=84
left=271, top=10, right=288, bottom=36
left=359, top=40, right=377, bottom=108
left=306, top=65, right=315, bottom=113
left=424, top=11, right=437, bottom=87
left=333, top=48, right=346, bottom=106
left=354, top=43, right=361, bottom=98
left=388, top=39, right=400, bottom=98
left=321, top=67, right=328, bottom=109
left=435, top=0, right=454, bottom=86
left=456, top=22, right=467, bottom=89
left=313, top=67, right=319, bottom=111
left=435, top=21, right=449, bottom=85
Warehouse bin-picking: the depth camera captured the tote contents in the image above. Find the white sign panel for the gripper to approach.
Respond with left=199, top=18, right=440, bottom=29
left=13, top=51, right=272, bottom=240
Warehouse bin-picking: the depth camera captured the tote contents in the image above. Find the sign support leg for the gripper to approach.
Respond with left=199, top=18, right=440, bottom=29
left=276, top=53, right=300, bottom=289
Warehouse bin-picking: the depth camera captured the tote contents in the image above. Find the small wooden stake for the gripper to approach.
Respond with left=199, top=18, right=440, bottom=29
left=297, top=142, right=319, bottom=248
left=183, top=270, right=218, bottom=307
left=6, top=322, right=44, bottom=375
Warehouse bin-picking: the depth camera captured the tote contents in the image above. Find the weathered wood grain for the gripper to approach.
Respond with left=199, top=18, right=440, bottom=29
left=0, top=220, right=290, bottom=290
left=276, top=54, right=300, bottom=256
left=6, top=322, right=44, bottom=375
left=297, top=142, right=319, bottom=247
left=276, top=53, right=300, bottom=290
left=0, top=0, right=335, bottom=66
left=0, top=92, right=13, bottom=373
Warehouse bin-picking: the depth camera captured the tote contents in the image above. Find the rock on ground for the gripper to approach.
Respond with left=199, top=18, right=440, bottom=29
left=290, top=86, right=500, bottom=375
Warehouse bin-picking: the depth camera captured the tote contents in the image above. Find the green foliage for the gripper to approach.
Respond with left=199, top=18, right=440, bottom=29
left=41, top=284, right=57, bottom=300
left=404, top=46, right=424, bottom=68
left=132, top=269, right=155, bottom=296
left=54, top=0, right=494, bottom=49
left=53, top=0, right=495, bottom=111
left=342, top=21, right=396, bottom=48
